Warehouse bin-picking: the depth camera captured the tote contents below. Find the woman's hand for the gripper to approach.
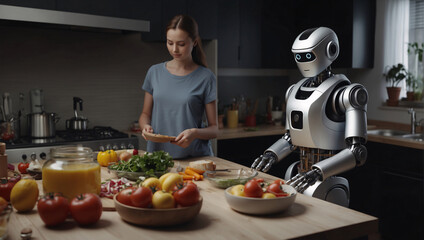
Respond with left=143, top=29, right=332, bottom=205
left=141, top=125, right=154, bottom=140
left=172, top=129, right=197, bottom=148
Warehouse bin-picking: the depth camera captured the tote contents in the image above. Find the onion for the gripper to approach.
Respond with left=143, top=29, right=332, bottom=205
left=119, top=152, right=132, bottom=161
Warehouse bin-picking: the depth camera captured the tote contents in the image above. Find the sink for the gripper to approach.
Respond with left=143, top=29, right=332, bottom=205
left=367, top=129, right=408, bottom=137
left=400, top=134, right=424, bottom=142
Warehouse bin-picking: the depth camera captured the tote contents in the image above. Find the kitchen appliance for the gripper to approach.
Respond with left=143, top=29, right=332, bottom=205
left=30, top=89, right=44, bottom=113
left=2, top=92, right=13, bottom=121
left=4, top=126, right=138, bottom=163
left=27, top=112, right=59, bottom=138
left=66, top=97, right=89, bottom=131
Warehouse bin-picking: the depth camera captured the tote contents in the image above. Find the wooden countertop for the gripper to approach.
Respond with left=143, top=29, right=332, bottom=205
left=217, top=124, right=285, bottom=140
left=7, top=156, right=378, bottom=240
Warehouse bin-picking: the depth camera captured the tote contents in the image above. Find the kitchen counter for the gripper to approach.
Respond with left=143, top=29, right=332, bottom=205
left=7, top=156, right=379, bottom=240
left=367, top=119, right=424, bottom=150
left=367, top=134, right=424, bottom=150
left=217, top=124, right=285, bottom=140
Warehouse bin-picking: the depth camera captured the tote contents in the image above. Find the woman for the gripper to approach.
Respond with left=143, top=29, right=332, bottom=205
left=139, top=15, right=218, bottom=159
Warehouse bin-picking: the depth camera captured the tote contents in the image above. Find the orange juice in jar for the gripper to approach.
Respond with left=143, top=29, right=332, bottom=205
left=42, top=146, right=101, bottom=200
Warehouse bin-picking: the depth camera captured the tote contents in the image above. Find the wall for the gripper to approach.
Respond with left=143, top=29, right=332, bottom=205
left=0, top=24, right=217, bottom=143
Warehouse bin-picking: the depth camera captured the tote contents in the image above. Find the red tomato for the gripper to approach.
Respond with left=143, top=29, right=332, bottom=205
left=266, top=183, right=289, bottom=197
left=0, top=179, right=16, bottom=201
left=273, top=179, right=285, bottom=185
left=70, top=193, right=102, bottom=225
left=18, top=162, right=30, bottom=174
left=37, top=193, right=70, bottom=226
left=173, top=182, right=200, bottom=207
left=133, top=149, right=139, bottom=155
left=244, top=179, right=263, bottom=198
left=116, top=187, right=136, bottom=206
left=130, top=187, right=152, bottom=208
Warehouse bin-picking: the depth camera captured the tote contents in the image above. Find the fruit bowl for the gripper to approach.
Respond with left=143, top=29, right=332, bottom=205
left=203, top=168, right=258, bottom=189
left=224, top=184, right=297, bottom=215
left=114, top=194, right=203, bottom=227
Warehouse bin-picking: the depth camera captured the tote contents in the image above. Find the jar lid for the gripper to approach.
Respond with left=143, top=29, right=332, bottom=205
left=50, top=145, right=93, bottom=160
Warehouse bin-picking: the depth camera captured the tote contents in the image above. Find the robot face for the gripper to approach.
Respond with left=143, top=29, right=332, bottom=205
left=292, top=27, right=339, bottom=78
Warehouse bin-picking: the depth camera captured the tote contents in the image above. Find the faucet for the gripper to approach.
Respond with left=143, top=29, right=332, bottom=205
left=408, top=108, right=424, bottom=134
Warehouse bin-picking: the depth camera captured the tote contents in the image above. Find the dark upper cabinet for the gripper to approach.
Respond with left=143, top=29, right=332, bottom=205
left=141, top=0, right=218, bottom=41
left=217, top=0, right=262, bottom=68
left=0, top=0, right=55, bottom=9
left=260, top=0, right=376, bottom=69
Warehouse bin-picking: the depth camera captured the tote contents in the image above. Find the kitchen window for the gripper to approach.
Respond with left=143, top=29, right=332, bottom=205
left=408, top=0, right=424, bottom=94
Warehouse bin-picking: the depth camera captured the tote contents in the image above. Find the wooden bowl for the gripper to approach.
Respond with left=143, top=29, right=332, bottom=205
left=143, top=132, right=176, bottom=143
left=114, top=194, right=203, bottom=227
left=225, top=185, right=296, bottom=215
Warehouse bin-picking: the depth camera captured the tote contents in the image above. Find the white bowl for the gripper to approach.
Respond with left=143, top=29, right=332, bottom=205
left=225, top=184, right=297, bottom=215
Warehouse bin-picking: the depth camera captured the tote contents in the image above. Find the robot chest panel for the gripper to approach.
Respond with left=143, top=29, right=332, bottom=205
left=286, top=78, right=346, bottom=150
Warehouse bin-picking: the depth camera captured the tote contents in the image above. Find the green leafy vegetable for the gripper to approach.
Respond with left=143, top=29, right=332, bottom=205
left=109, top=151, right=174, bottom=177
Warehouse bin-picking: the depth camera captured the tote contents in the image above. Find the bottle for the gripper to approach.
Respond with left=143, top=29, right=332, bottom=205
left=42, top=145, right=100, bottom=200
left=238, top=95, right=247, bottom=122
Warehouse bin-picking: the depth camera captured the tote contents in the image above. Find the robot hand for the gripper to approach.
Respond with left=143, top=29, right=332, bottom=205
left=286, top=168, right=321, bottom=193
left=251, top=152, right=276, bottom=172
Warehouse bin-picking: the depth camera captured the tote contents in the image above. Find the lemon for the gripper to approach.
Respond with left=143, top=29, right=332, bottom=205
left=141, top=177, right=161, bottom=190
left=262, top=193, right=276, bottom=199
left=161, top=173, right=183, bottom=192
left=152, top=191, right=175, bottom=209
left=158, top=173, right=174, bottom=186
left=10, top=179, right=39, bottom=212
left=230, top=185, right=245, bottom=197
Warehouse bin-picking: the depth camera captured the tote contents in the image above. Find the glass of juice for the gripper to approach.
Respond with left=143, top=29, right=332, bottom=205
left=42, top=145, right=101, bottom=200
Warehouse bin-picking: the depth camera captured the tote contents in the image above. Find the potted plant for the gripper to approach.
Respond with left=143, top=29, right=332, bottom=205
left=383, top=63, right=407, bottom=106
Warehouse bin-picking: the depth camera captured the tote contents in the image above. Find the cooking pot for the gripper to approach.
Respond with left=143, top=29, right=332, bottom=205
left=27, top=112, right=60, bottom=138
left=66, top=117, right=89, bottom=131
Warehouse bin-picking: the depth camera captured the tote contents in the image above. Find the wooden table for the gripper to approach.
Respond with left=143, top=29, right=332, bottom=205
left=7, top=156, right=379, bottom=240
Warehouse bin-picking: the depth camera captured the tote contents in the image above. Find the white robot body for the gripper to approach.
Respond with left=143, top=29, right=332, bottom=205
left=286, top=75, right=350, bottom=150
left=251, top=27, right=368, bottom=207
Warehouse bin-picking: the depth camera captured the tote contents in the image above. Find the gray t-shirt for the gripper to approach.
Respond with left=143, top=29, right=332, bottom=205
left=142, top=62, right=217, bottom=159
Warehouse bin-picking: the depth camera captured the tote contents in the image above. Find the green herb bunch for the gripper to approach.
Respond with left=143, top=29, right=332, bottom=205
left=109, top=150, right=174, bottom=177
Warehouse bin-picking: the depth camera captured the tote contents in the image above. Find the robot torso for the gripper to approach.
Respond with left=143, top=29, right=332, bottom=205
left=286, top=74, right=350, bottom=150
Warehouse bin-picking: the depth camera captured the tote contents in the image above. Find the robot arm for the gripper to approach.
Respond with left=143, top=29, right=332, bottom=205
left=288, top=84, right=368, bottom=192
left=251, top=132, right=296, bottom=172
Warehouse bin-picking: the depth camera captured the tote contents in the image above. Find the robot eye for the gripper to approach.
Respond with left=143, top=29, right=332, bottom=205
left=294, top=52, right=316, bottom=62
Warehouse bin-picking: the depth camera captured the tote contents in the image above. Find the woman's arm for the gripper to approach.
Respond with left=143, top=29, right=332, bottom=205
left=173, top=100, right=218, bottom=148
left=139, top=92, right=154, bottom=138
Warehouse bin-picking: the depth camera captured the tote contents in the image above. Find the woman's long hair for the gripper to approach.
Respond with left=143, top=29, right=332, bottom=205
left=166, top=15, right=207, bottom=68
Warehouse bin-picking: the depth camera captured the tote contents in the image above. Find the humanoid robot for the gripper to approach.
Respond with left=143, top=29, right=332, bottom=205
left=251, top=27, right=368, bottom=207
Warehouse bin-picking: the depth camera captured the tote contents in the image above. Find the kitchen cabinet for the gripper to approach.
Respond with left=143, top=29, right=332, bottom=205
left=342, top=142, right=424, bottom=240
left=141, top=0, right=218, bottom=41
left=217, top=0, right=262, bottom=68
left=261, top=0, right=375, bottom=69
left=0, top=0, right=55, bottom=10
left=218, top=0, right=375, bottom=69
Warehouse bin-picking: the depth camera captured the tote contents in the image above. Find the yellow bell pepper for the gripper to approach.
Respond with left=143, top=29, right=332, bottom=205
left=97, top=150, right=118, bottom=167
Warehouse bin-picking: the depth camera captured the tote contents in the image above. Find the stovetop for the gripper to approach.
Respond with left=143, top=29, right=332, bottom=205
left=2, top=126, right=135, bottom=149
left=3, top=126, right=140, bottom=163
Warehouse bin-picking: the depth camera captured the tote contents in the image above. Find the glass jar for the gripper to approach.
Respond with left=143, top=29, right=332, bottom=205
left=42, top=146, right=101, bottom=200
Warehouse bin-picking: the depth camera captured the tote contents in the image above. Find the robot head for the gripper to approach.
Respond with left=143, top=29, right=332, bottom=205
left=292, top=27, right=339, bottom=78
